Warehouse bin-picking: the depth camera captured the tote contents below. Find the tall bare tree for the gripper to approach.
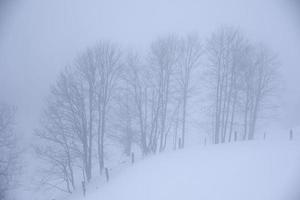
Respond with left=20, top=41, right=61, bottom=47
left=176, top=34, right=202, bottom=148
left=0, top=103, right=18, bottom=200
left=241, top=45, right=278, bottom=140
left=94, top=42, right=122, bottom=174
left=123, top=53, right=150, bottom=155
left=112, top=86, right=137, bottom=156
left=74, top=48, right=98, bottom=181
left=149, top=35, right=180, bottom=152
left=36, top=67, right=93, bottom=191
left=206, top=27, right=247, bottom=143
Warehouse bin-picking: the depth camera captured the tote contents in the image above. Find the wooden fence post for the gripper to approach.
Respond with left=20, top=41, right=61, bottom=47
left=131, top=152, right=135, bottom=164
left=178, top=138, right=182, bottom=149
left=290, top=129, right=293, bottom=141
left=234, top=131, right=237, bottom=142
left=105, top=168, right=109, bottom=182
left=81, top=181, right=86, bottom=197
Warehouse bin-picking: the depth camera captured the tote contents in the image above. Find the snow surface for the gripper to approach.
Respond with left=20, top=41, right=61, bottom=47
left=67, top=141, right=300, bottom=200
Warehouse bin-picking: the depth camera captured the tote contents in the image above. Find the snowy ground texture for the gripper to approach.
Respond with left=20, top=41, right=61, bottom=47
left=68, top=140, right=300, bottom=200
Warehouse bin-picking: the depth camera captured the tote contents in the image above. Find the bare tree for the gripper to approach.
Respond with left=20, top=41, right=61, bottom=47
left=149, top=35, right=180, bottom=152
left=94, top=41, right=122, bottom=174
left=123, top=52, right=152, bottom=155
left=175, top=34, right=202, bottom=148
left=124, top=47, right=179, bottom=155
left=111, top=87, right=137, bottom=156
left=74, top=48, right=98, bottom=181
left=123, top=35, right=202, bottom=153
left=241, top=45, right=278, bottom=140
left=0, top=103, right=18, bottom=200
left=35, top=66, right=94, bottom=192
left=35, top=146, right=75, bottom=193
left=36, top=41, right=123, bottom=194
left=35, top=72, right=82, bottom=193
left=206, top=27, right=246, bottom=143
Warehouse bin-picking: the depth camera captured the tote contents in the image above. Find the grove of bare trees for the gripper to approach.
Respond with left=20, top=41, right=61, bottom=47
left=35, top=27, right=279, bottom=193
left=206, top=27, right=278, bottom=144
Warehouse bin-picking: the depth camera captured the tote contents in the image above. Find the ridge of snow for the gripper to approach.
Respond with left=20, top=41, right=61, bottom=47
left=66, top=141, right=300, bottom=200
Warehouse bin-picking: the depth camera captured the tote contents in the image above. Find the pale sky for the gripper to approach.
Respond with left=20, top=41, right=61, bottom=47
left=0, top=0, right=300, bottom=144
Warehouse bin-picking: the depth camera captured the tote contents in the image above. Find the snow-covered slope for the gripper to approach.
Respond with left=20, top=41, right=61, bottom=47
left=69, top=141, right=300, bottom=200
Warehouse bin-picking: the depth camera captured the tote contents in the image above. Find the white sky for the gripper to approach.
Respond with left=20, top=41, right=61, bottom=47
left=0, top=0, right=300, bottom=144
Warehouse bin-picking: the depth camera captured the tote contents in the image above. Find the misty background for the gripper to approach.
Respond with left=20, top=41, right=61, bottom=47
left=0, top=0, right=300, bottom=199
left=1, top=0, right=300, bottom=143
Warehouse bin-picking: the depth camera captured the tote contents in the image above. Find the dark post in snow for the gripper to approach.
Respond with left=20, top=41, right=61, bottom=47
left=204, top=137, right=207, bottom=146
left=131, top=152, right=135, bottom=164
left=234, top=131, right=237, bottom=142
left=289, top=129, right=293, bottom=141
left=178, top=138, right=182, bottom=149
left=105, top=168, right=109, bottom=182
left=81, top=181, right=86, bottom=197
left=264, top=132, right=266, bottom=140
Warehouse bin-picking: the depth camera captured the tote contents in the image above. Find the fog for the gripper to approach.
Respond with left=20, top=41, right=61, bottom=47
left=1, top=0, right=300, bottom=140
left=0, top=0, right=300, bottom=200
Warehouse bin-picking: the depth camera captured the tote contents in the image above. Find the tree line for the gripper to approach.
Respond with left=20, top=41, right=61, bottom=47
left=34, top=27, right=279, bottom=193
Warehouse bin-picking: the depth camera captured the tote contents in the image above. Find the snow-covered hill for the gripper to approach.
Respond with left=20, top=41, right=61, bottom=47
left=67, top=141, right=300, bottom=200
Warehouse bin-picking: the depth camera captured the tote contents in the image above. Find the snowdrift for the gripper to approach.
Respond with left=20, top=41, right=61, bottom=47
left=69, top=141, right=300, bottom=200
